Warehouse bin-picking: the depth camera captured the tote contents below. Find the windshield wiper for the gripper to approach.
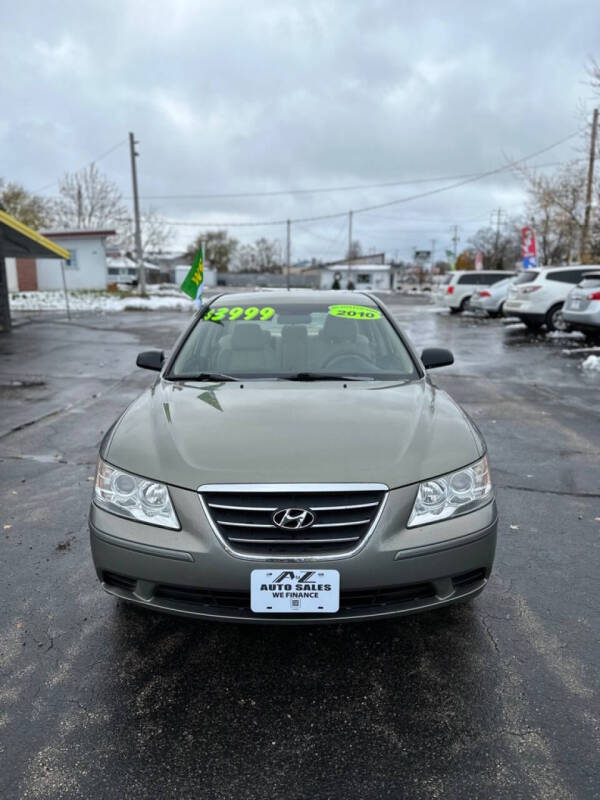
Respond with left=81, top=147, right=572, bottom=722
left=281, top=372, right=374, bottom=382
left=168, top=372, right=240, bottom=382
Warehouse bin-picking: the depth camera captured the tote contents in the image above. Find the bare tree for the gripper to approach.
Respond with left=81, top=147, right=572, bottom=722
left=254, top=237, right=280, bottom=271
left=185, top=230, right=238, bottom=272
left=51, top=163, right=128, bottom=230
left=231, top=237, right=281, bottom=272
left=346, top=240, right=362, bottom=260
left=469, top=221, right=521, bottom=269
left=117, top=208, right=173, bottom=259
left=236, top=243, right=256, bottom=272
left=514, top=160, right=591, bottom=264
left=586, top=57, right=600, bottom=97
left=0, top=179, right=53, bottom=228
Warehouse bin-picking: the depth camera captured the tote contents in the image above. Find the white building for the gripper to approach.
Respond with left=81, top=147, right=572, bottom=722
left=320, top=263, right=392, bottom=291
left=36, top=230, right=115, bottom=290
left=6, top=229, right=115, bottom=292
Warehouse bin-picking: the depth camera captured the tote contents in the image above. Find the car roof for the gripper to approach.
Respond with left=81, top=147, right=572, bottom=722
left=451, top=269, right=512, bottom=276
left=209, top=289, right=380, bottom=307
left=540, top=264, right=600, bottom=272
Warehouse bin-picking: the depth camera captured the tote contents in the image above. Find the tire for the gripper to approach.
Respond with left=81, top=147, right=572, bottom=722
left=525, top=320, right=543, bottom=331
left=449, top=307, right=461, bottom=314
left=498, top=301, right=505, bottom=317
left=459, top=295, right=471, bottom=312
left=545, top=303, right=570, bottom=332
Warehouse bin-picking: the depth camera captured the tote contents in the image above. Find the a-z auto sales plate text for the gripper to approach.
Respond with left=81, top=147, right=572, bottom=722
left=250, top=569, right=340, bottom=613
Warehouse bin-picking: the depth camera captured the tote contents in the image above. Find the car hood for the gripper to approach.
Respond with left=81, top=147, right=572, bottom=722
left=102, top=378, right=485, bottom=490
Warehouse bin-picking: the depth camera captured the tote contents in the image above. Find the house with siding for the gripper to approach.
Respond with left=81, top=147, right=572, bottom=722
left=6, top=229, right=115, bottom=291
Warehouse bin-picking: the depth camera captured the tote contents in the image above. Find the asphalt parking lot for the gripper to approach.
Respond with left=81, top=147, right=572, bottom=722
left=1, top=296, right=599, bottom=800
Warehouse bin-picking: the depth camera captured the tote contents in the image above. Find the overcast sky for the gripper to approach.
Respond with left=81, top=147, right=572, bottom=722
left=2, top=0, right=599, bottom=261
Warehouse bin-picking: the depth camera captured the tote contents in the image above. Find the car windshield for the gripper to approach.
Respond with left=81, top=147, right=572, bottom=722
left=167, top=300, right=419, bottom=381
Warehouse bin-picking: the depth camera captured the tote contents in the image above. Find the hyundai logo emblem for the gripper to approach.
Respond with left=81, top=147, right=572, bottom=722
left=272, top=508, right=316, bottom=530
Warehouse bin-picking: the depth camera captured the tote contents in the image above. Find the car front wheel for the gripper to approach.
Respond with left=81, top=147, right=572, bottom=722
left=545, top=303, right=570, bottom=332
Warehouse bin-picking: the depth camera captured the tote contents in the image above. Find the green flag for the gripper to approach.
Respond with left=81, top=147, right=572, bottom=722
left=181, top=248, right=204, bottom=302
left=446, top=249, right=456, bottom=270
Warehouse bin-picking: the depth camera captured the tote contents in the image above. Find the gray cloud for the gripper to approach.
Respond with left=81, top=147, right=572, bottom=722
left=1, top=0, right=598, bottom=259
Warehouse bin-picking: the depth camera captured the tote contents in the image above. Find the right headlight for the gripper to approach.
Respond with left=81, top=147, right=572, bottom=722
left=407, top=456, right=492, bottom=528
left=93, top=460, right=180, bottom=530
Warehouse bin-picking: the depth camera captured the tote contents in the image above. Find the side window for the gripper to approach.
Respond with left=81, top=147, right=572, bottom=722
left=458, top=274, right=477, bottom=285
left=64, top=250, right=78, bottom=269
left=547, top=270, right=584, bottom=284
left=486, top=274, right=507, bottom=285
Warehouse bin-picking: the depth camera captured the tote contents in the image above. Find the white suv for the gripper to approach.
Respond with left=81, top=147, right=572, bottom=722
left=433, top=271, right=514, bottom=313
left=504, top=266, right=600, bottom=331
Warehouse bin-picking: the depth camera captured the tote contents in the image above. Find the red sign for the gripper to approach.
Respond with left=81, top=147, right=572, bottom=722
left=521, top=227, right=538, bottom=268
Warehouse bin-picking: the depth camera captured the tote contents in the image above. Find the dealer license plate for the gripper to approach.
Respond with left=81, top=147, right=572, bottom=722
left=250, top=569, right=340, bottom=613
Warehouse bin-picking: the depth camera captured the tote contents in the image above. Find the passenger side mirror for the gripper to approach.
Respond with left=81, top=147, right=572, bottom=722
left=136, top=350, right=165, bottom=371
left=421, top=348, right=454, bottom=369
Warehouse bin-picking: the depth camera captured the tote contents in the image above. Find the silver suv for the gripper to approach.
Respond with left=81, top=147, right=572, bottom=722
left=89, top=291, right=497, bottom=623
left=562, top=271, right=600, bottom=339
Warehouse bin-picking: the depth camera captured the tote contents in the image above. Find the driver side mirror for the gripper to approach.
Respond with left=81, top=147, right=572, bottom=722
left=136, top=350, right=165, bottom=371
left=420, top=348, right=454, bottom=369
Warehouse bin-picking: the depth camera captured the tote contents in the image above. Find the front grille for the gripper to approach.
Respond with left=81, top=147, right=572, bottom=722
left=154, top=581, right=435, bottom=613
left=201, top=486, right=387, bottom=556
left=155, top=585, right=249, bottom=609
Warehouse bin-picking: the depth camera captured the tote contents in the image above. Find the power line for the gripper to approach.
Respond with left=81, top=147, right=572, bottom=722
left=33, top=139, right=128, bottom=193
left=129, top=169, right=511, bottom=200
left=131, top=157, right=584, bottom=202
left=161, top=128, right=583, bottom=229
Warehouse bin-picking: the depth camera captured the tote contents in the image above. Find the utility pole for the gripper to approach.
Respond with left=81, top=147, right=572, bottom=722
left=129, top=132, right=145, bottom=294
left=430, top=238, right=436, bottom=271
left=347, top=210, right=353, bottom=287
left=451, top=225, right=460, bottom=261
left=581, top=107, right=598, bottom=264
left=76, top=186, right=83, bottom=229
left=202, top=237, right=207, bottom=302
left=492, top=208, right=503, bottom=267
left=286, top=219, right=291, bottom=291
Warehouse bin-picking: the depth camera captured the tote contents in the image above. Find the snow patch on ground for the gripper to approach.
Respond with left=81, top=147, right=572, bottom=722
left=546, top=330, right=586, bottom=340
left=9, top=289, right=194, bottom=313
left=582, top=355, right=600, bottom=371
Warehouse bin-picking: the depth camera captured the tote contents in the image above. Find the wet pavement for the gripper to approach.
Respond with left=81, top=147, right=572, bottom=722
left=0, top=297, right=598, bottom=799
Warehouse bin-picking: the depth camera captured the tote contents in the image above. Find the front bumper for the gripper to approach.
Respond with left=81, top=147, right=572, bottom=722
left=89, top=485, right=498, bottom=624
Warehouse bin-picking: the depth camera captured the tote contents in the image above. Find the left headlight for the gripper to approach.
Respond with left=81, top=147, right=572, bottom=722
left=407, top=455, right=492, bottom=528
left=93, top=460, right=180, bottom=530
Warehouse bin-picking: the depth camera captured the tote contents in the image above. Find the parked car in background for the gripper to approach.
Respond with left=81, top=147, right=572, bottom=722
left=436, top=271, right=515, bottom=313
left=562, top=271, right=600, bottom=340
left=504, top=266, right=599, bottom=331
left=470, top=275, right=517, bottom=317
